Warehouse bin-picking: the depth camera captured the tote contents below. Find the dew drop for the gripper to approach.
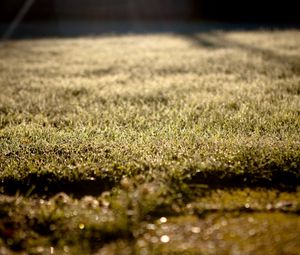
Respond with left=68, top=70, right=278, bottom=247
left=159, top=217, right=167, bottom=224
left=160, top=235, right=170, bottom=243
left=245, top=203, right=250, bottom=209
left=191, top=226, right=201, bottom=234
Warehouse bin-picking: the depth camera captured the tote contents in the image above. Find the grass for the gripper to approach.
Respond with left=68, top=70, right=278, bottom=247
left=0, top=29, right=300, bottom=254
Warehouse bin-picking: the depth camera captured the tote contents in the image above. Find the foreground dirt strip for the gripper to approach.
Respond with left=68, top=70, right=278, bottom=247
left=1, top=188, right=299, bottom=254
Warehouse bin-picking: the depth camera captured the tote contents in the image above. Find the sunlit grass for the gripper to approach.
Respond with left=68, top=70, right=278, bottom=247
left=0, top=30, right=299, bottom=253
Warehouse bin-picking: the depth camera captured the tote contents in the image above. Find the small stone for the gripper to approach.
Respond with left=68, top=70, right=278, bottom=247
left=275, top=201, right=293, bottom=209
left=63, top=246, right=70, bottom=253
left=121, top=178, right=133, bottom=190
left=266, top=204, right=273, bottom=210
left=36, top=246, right=44, bottom=253
left=53, top=192, right=70, bottom=205
left=82, top=196, right=100, bottom=208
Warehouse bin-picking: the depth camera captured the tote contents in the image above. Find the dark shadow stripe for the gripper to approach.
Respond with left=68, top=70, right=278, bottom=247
left=185, top=169, right=300, bottom=191
left=0, top=22, right=299, bottom=40
left=0, top=172, right=118, bottom=198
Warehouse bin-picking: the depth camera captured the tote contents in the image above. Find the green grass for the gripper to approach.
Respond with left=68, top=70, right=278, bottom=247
left=0, top=30, right=300, bottom=254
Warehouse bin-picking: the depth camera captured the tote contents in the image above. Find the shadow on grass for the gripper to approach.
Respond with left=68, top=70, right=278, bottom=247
left=0, top=21, right=299, bottom=40
left=181, top=31, right=300, bottom=74
left=1, top=167, right=299, bottom=198
left=0, top=172, right=117, bottom=198
left=185, top=169, right=300, bottom=191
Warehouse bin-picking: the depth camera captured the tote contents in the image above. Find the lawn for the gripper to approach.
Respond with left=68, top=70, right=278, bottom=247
left=0, top=29, right=300, bottom=254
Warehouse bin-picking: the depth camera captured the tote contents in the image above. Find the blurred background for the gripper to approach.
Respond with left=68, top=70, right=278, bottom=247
left=0, top=0, right=299, bottom=38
